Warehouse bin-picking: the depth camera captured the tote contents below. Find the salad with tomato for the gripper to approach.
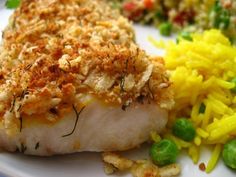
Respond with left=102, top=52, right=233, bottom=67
left=109, top=0, right=236, bottom=43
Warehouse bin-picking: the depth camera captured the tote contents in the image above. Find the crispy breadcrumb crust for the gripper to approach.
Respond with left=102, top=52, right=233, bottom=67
left=102, top=152, right=181, bottom=177
left=0, top=0, right=173, bottom=131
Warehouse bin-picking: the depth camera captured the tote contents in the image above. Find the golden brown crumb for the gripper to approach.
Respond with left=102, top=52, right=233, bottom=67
left=104, top=162, right=118, bottom=175
left=0, top=0, right=173, bottom=132
left=102, top=152, right=180, bottom=177
left=199, top=162, right=206, bottom=172
left=103, top=152, right=134, bottom=171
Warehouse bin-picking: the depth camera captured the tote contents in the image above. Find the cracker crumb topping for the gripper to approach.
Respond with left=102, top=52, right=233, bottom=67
left=0, top=0, right=173, bottom=132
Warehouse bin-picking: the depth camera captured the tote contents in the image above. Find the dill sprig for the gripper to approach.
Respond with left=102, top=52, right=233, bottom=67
left=9, top=95, right=16, bottom=112
left=62, top=105, right=85, bottom=137
left=35, top=142, right=40, bottom=150
left=19, top=117, right=23, bottom=132
left=120, top=76, right=125, bottom=92
left=20, top=143, right=27, bottom=153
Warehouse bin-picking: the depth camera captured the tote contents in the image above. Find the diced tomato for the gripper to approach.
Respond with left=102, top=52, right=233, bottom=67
left=123, top=2, right=137, bottom=11
left=127, top=9, right=143, bottom=21
left=122, top=2, right=143, bottom=21
left=143, top=0, right=154, bottom=9
left=173, top=10, right=195, bottom=26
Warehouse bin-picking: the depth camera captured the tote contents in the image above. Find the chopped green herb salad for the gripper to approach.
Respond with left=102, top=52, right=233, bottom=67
left=109, top=0, right=236, bottom=43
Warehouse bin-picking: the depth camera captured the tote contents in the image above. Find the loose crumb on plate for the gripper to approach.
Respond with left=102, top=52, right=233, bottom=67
left=199, top=162, right=206, bottom=172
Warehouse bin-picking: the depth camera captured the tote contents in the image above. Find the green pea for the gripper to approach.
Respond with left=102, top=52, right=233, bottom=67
left=159, top=22, right=172, bottom=36
left=172, top=118, right=196, bottom=141
left=179, top=31, right=193, bottom=41
left=230, top=78, right=236, bottom=93
left=222, top=139, right=236, bottom=169
left=150, top=139, right=179, bottom=166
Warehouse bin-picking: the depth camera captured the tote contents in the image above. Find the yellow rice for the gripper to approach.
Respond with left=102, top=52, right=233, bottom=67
left=155, top=29, right=236, bottom=172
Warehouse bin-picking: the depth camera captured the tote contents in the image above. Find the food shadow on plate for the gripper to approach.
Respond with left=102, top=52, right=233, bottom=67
left=0, top=144, right=152, bottom=177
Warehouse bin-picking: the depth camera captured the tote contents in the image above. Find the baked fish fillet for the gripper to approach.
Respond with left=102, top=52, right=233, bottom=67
left=0, top=0, right=173, bottom=156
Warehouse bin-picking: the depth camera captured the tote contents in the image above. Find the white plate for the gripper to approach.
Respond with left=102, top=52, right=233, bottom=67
left=0, top=1, right=235, bottom=177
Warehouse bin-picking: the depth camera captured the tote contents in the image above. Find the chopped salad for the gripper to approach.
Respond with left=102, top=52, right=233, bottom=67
left=109, top=0, right=236, bottom=43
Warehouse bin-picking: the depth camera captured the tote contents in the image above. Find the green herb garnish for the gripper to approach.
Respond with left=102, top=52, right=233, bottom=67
left=120, top=76, right=125, bottom=92
left=62, top=105, right=85, bottom=137
left=10, top=95, right=16, bottom=112
left=19, top=117, right=23, bottom=132
left=230, top=77, right=236, bottom=93
left=179, top=31, right=193, bottom=41
left=20, top=143, right=27, bottom=153
left=199, top=103, right=206, bottom=114
left=35, top=142, right=40, bottom=150
left=5, top=0, right=20, bottom=9
left=210, top=0, right=231, bottom=30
